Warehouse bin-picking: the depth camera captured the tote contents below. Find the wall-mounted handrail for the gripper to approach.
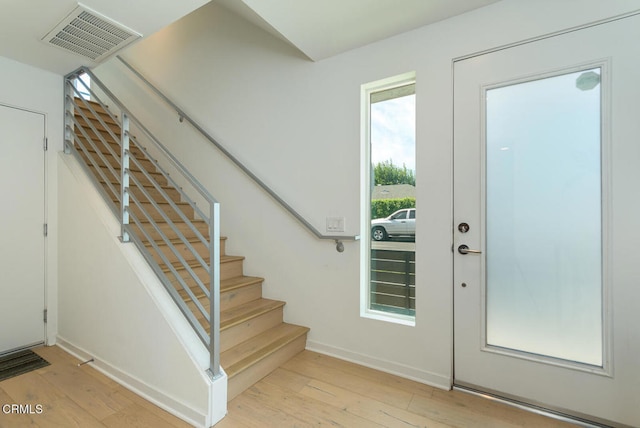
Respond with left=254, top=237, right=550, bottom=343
left=64, top=68, right=222, bottom=380
left=116, top=56, right=359, bottom=252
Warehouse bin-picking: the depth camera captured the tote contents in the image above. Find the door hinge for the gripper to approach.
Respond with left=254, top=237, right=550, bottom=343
left=43, top=137, right=48, bottom=151
left=43, top=309, right=48, bottom=323
left=44, top=223, right=48, bottom=237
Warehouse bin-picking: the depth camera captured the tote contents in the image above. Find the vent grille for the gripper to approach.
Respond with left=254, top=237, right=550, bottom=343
left=42, top=4, right=141, bottom=62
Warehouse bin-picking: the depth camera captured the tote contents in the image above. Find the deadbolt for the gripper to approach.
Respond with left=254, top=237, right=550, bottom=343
left=458, top=222, right=470, bottom=233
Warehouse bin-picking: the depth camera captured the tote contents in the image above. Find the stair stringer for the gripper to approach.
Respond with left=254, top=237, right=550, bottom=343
left=58, top=152, right=227, bottom=427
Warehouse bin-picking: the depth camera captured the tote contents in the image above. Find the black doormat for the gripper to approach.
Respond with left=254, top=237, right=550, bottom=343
left=0, top=349, right=50, bottom=382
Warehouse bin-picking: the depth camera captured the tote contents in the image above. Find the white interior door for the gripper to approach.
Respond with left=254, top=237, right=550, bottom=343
left=0, top=104, right=46, bottom=354
left=453, top=15, right=640, bottom=427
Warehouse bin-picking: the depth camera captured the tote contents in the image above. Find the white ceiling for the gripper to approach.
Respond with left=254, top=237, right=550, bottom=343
left=0, top=0, right=501, bottom=75
left=215, top=0, right=502, bottom=61
left=0, top=0, right=209, bottom=75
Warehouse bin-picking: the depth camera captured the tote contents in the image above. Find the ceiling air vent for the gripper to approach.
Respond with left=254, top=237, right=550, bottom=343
left=42, top=4, right=141, bottom=63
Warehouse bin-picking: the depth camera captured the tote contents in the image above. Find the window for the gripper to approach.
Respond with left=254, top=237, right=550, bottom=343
left=75, top=72, right=91, bottom=100
left=361, top=73, right=416, bottom=325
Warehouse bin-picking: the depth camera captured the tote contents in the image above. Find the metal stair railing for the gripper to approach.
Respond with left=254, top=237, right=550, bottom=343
left=64, top=67, right=222, bottom=380
left=116, top=56, right=359, bottom=252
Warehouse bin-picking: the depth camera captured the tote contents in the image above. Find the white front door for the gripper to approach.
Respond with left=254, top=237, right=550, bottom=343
left=0, top=104, right=46, bottom=355
left=453, top=15, right=640, bottom=426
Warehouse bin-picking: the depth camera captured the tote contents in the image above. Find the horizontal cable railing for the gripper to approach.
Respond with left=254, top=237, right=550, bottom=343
left=116, top=55, right=359, bottom=252
left=64, top=68, right=221, bottom=380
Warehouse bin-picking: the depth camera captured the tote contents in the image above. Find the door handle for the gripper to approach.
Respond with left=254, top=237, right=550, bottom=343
left=458, top=244, right=482, bottom=255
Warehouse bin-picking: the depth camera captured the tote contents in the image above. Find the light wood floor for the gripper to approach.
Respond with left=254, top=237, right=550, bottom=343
left=0, top=345, right=191, bottom=428
left=220, top=350, right=575, bottom=428
left=0, top=346, right=575, bottom=428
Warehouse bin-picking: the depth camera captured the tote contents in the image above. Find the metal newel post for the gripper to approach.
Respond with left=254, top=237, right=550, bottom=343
left=209, top=202, right=221, bottom=378
left=121, top=113, right=130, bottom=242
left=64, top=76, right=76, bottom=154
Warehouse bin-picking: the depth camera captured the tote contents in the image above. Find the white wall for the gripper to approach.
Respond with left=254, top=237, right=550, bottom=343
left=93, top=0, right=640, bottom=388
left=57, top=153, right=226, bottom=427
left=0, top=56, right=63, bottom=346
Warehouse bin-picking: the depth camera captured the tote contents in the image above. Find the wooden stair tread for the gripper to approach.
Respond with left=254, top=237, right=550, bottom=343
left=137, top=217, right=209, bottom=225
left=221, top=275, right=263, bottom=292
left=221, top=323, right=309, bottom=379
left=143, top=235, right=206, bottom=248
left=161, top=254, right=244, bottom=273
left=179, top=275, right=263, bottom=302
left=220, top=298, right=285, bottom=331
left=122, top=200, right=193, bottom=208
left=177, top=275, right=261, bottom=303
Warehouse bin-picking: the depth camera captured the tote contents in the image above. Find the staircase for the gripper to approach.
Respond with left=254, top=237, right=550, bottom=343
left=70, top=97, right=309, bottom=401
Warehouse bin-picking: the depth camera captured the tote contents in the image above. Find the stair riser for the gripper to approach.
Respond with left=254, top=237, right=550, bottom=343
left=221, top=258, right=244, bottom=280
left=166, top=257, right=242, bottom=290
left=75, top=116, right=120, bottom=135
left=177, top=276, right=260, bottom=310
left=130, top=222, right=212, bottom=244
left=74, top=103, right=114, bottom=120
left=80, top=150, right=157, bottom=175
left=220, top=307, right=284, bottom=352
left=75, top=127, right=119, bottom=146
left=221, top=282, right=262, bottom=312
left=129, top=203, right=194, bottom=223
left=93, top=168, right=168, bottom=188
left=99, top=182, right=175, bottom=206
left=227, top=334, right=307, bottom=401
left=75, top=138, right=146, bottom=160
left=129, top=187, right=182, bottom=204
left=147, top=241, right=210, bottom=266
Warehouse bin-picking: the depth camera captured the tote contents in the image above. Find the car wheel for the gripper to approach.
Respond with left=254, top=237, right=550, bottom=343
left=372, top=227, right=387, bottom=241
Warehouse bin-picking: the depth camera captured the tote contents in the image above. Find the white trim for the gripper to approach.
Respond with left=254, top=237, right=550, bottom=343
left=306, top=339, right=450, bottom=390
left=453, top=9, right=640, bottom=64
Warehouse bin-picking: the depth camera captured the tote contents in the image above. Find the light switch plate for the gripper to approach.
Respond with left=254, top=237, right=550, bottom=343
left=326, top=217, right=345, bottom=233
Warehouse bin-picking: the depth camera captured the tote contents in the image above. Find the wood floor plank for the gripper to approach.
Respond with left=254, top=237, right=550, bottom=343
left=100, top=403, right=181, bottom=428
left=29, top=397, right=107, bottom=428
left=281, top=353, right=414, bottom=410
left=38, top=363, right=133, bottom=421
left=260, top=367, right=312, bottom=394
left=0, top=371, right=66, bottom=406
left=0, top=387, right=39, bottom=428
left=299, top=378, right=450, bottom=428
left=241, top=380, right=384, bottom=427
left=0, top=346, right=190, bottom=428
left=114, top=388, right=193, bottom=428
left=428, top=390, right=575, bottom=428
left=294, top=351, right=436, bottom=399
left=227, top=392, right=311, bottom=428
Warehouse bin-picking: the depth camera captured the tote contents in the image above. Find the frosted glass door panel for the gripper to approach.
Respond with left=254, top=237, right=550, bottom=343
left=485, top=69, right=602, bottom=366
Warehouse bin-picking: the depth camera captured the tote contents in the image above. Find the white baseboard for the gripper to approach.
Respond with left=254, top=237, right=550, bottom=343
left=306, top=340, right=452, bottom=390
left=55, top=336, right=208, bottom=427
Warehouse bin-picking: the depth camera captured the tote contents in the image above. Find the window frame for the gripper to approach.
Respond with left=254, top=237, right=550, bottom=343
left=360, top=72, right=416, bottom=326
